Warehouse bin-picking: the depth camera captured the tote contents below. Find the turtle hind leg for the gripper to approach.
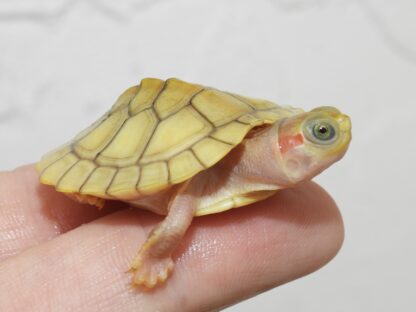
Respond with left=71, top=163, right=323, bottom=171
left=130, top=183, right=196, bottom=288
left=66, top=193, right=106, bottom=209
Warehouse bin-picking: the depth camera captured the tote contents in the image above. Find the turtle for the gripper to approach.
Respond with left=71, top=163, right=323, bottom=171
left=36, top=77, right=352, bottom=288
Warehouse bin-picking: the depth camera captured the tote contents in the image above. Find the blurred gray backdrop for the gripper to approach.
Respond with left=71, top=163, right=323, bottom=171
left=1, top=0, right=415, bottom=311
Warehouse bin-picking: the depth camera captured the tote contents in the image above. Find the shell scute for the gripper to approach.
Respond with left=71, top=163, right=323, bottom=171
left=74, top=108, right=129, bottom=160
left=96, top=109, right=158, bottom=167
left=111, top=85, right=140, bottom=111
left=107, top=166, right=140, bottom=198
left=230, top=94, right=277, bottom=110
left=191, top=89, right=254, bottom=126
left=80, top=167, right=117, bottom=197
left=237, top=114, right=264, bottom=126
left=252, top=110, right=282, bottom=123
left=40, top=153, right=79, bottom=186
left=36, top=145, right=72, bottom=173
left=57, top=160, right=96, bottom=193
left=210, top=122, right=251, bottom=145
left=141, top=106, right=212, bottom=164
left=168, top=150, right=205, bottom=184
left=192, top=137, right=233, bottom=168
left=129, top=78, right=165, bottom=116
left=138, top=162, right=169, bottom=195
left=154, top=78, right=204, bottom=119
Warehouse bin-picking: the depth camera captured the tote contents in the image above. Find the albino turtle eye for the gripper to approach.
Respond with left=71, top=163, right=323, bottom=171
left=305, top=120, right=337, bottom=144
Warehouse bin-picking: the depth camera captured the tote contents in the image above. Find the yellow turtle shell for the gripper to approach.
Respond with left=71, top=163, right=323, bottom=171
left=36, top=78, right=302, bottom=200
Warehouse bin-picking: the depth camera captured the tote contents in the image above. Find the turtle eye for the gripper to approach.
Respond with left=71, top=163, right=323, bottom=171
left=305, top=120, right=337, bottom=144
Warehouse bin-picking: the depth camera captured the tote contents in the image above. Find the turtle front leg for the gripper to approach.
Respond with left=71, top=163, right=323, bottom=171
left=130, top=184, right=196, bottom=288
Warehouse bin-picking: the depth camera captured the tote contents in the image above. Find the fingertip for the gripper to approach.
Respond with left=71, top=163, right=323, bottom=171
left=271, top=181, right=344, bottom=278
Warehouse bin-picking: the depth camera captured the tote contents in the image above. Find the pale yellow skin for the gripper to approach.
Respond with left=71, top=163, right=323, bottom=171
left=36, top=78, right=351, bottom=288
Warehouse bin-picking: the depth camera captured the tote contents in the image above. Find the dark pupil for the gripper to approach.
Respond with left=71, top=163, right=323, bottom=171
left=318, top=126, right=328, bottom=134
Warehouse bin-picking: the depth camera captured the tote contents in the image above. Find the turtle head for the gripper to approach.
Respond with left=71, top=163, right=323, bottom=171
left=277, top=106, right=351, bottom=185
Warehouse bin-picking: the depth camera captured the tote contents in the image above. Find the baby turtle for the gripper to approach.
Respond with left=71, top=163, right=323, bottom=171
left=36, top=78, right=351, bottom=288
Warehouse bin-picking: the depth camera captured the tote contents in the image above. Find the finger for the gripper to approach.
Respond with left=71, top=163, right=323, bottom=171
left=0, top=165, right=124, bottom=260
left=0, top=181, right=343, bottom=312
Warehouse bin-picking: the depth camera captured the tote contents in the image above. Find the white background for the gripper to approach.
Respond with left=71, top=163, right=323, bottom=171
left=1, top=0, right=415, bottom=311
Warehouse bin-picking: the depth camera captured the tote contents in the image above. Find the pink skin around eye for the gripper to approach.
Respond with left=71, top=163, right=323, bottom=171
left=279, top=133, right=304, bottom=155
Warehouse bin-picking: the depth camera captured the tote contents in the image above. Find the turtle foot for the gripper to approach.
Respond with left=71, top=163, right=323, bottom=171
left=67, top=193, right=105, bottom=209
left=130, top=254, right=174, bottom=288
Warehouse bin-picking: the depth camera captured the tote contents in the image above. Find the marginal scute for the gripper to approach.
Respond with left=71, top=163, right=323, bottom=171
left=96, top=109, right=158, bottom=167
left=192, top=89, right=254, bottom=126
left=111, top=85, right=140, bottom=112
left=80, top=167, right=117, bottom=197
left=154, top=78, right=204, bottom=119
left=57, top=160, right=96, bottom=193
left=74, top=108, right=129, bottom=160
left=138, top=162, right=169, bottom=194
left=211, top=122, right=251, bottom=145
left=230, top=94, right=277, bottom=110
left=196, top=197, right=234, bottom=217
left=129, top=78, right=165, bottom=115
left=232, top=190, right=275, bottom=208
left=107, top=166, right=140, bottom=198
left=195, top=190, right=276, bottom=216
left=238, top=114, right=263, bottom=126
left=141, top=106, right=212, bottom=164
left=192, top=138, right=233, bottom=168
left=36, top=145, right=71, bottom=173
left=40, top=153, right=79, bottom=186
left=168, top=151, right=205, bottom=184
left=253, top=110, right=281, bottom=123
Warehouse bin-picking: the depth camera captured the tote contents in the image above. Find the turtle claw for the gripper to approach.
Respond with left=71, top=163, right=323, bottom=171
left=131, top=255, right=174, bottom=288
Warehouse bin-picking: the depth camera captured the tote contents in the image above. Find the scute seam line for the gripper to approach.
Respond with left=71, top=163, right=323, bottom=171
left=165, top=160, right=171, bottom=184
left=189, top=95, right=216, bottom=128
left=135, top=80, right=168, bottom=164
left=79, top=166, right=97, bottom=194
left=39, top=150, right=72, bottom=176
left=235, top=120, right=252, bottom=126
left=126, top=81, right=143, bottom=117
left=127, top=89, right=141, bottom=118
left=208, top=135, right=235, bottom=146
left=190, top=90, right=258, bottom=127
left=225, top=92, right=257, bottom=110
left=104, top=168, right=118, bottom=198
left=138, top=124, right=215, bottom=165
left=55, top=158, right=80, bottom=191
left=129, top=79, right=166, bottom=116
left=190, top=149, right=207, bottom=169
left=153, top=79, right=172, bottom=120
left=74, top=112, right=111, bottom=143
left=93, top=108, right=130, bottom=162
left=135, top=108, right=160, bottom=165
left=159, top=88, right=206, bottom=120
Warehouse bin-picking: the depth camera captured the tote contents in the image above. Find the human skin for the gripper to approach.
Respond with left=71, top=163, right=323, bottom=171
left=0, top=165, right=344, bottom=312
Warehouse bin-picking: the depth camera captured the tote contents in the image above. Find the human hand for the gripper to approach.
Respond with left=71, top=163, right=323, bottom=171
left=0, top=165, right=343, bottom=312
